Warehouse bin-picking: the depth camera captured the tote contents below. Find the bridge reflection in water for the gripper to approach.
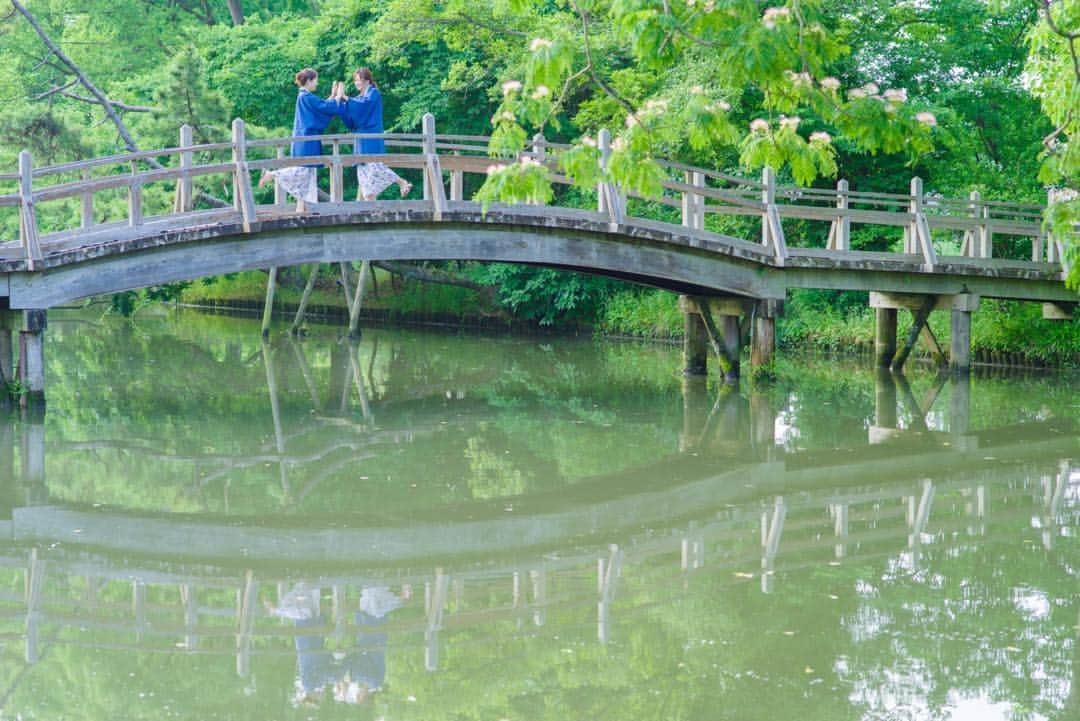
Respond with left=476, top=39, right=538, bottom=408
left=0, top=351, right=1074, bottom=713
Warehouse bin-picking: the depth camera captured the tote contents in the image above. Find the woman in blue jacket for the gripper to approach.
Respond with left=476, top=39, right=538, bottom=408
left=339, top=68, right=411, bottom=201
left=259, top=68, right=343, bottom=208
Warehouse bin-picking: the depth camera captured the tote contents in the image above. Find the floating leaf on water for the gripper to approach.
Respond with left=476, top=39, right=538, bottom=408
left=734, top=572, right=754, bottom=578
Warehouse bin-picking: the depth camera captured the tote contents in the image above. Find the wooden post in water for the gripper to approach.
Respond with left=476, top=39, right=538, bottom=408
left=750, top=299, right=778, bottom=371
left=679, top=296, right=708, bottom=376
left=261, top=267, right=278, bottom=338
left=290, top=264, right=320, bottom=335
left=17, top=310, right=46, bottom=409
left=347, top=259, right=371, bottom=339
left=949, top=294, right=978, bottom=374
left=874, top=308, right=897, bottom=367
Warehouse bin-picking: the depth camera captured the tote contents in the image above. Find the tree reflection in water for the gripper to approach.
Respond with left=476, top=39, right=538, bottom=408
left=0, top=310, right=1073, bottom=720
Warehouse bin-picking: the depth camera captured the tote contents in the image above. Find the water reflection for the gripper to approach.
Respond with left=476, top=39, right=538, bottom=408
left=0, top=311, right=1074, bottom=719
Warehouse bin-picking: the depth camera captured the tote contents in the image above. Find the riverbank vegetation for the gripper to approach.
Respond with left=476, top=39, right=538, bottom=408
left=1, top=0, right=1078, bottom=362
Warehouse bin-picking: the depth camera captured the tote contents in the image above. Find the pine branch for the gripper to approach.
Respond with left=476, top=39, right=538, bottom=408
left=11, top=0, right=227, bottom=207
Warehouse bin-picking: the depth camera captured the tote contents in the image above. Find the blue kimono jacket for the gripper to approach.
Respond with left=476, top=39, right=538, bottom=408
left=291, top=89, right=342, bottom=161
left=341, top=87, right=386, bottom=155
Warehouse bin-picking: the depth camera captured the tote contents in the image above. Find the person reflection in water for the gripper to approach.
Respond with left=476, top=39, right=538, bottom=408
left=267, top=582, right=410, bottom=707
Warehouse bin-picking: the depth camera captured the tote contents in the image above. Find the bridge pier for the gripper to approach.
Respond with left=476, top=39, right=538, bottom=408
left=681, top=298, right=708, bottom=376
left=874, top=308, right=897, bottom=367
left=680, top=296, right=747, bottom=380
left=750, top=300, right=779, bottom=371
left=17, top=310, right=46, bottom=409
left=870, top=293, right=978, bottom=372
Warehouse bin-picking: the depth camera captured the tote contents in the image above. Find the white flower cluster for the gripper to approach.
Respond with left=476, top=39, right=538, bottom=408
left=709, top=100, right=732, bottom=112
left=492, top=110, right=516, bottom=124
left=809, top=131, right=832, bottom=144
left=779, top=115, right=801, bottom=130
left=820, top=77, right=841, bottom=92
left=530, top=38, right=553, bottom=52
left=762, top=6, right=790, bottom=29
left=784, top=70, right=813, bottom=86
left=501, top=80, right=522, bottom=96
left=916, top=111, right=937, bottom=126
left=532, top=85, right=551, bottom=99
left=749, top=118, right=770, bottom=134
left=883, top=88, right=907, bottom=104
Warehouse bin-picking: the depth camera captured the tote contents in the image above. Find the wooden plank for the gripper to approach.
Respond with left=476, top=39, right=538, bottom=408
left=19, top=151, right=42, bottom=270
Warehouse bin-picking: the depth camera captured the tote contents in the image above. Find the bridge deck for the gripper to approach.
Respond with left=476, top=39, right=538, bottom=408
left=0, top=119, right=1072, bottom=308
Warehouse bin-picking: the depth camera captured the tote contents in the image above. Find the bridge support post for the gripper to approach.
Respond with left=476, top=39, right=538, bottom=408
left=680, top=295, right=708, bottom=376
left=874, top=308, right=897, bottom=368
left=950, top=309, right=972, bottom=373
left=17, top=310, right=46, bottom=409
left=750, top=300, right=779, bottom=372
left=949, top=294, right=979, bottom=374
left=0, top=310, right=17, bottom=404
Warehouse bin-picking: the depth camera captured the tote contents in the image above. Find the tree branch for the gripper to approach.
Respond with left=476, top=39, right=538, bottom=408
left=372, top=261, right=496, bottom=301
left=569, top=0, right=636, bottom=115
left=1039, top=0, right=1080, bottom=80
left=11, top=0, right=228, bottom=208
left=39, top=84, right=155, bottom=112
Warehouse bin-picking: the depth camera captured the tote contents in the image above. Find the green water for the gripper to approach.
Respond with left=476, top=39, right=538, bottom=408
left=0, top=309, right=1075, bottom=721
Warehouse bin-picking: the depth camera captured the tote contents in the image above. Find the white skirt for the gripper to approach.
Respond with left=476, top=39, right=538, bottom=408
left=357, top=162, right=402, bottom=199
left=271, top=166, right=318, bottom=203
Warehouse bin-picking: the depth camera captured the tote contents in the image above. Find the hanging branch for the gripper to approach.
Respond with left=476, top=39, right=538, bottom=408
left=372, top=261, right=497, bottom=302
left=12, top=0, right=141, bottom=151
left=36, top=82, right=155, bottom=112
left=10, top=0, right=228, bottom=207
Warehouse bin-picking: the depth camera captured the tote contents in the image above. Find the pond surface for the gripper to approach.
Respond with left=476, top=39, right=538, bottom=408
left=0, top=309, right=1076, bottom=720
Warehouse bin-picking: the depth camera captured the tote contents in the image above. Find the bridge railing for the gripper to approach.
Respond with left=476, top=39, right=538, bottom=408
left=0, top=114, right=1070, bottom=274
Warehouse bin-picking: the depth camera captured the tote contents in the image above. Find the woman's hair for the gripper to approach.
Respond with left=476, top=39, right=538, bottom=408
left=353, top=67, right=377, bottom=88
left=294, top=68, right=318, bottom=87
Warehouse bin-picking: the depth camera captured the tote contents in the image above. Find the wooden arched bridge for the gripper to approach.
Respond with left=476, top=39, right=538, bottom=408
left=0, top=114, right=1075, bottom=400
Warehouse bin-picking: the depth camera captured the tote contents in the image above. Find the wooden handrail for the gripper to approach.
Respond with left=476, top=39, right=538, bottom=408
left=2, top=117, right=1071, bottom=276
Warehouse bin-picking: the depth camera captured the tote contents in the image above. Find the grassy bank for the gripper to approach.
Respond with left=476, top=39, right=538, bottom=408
left=596, top=288, right=1080, bottom=367
left=179, top=270, right=1080, bottom=367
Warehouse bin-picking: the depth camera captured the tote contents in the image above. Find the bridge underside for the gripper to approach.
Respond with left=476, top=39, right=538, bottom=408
left=0, top=202, right=1073, bottom=309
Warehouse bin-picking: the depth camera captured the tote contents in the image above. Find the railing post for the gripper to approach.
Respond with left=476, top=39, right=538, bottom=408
left=1046, top=188, right=1064, bottom=266
left=681, top=171, right=705, bottom=231
left=450, top=151, right=464, bottom=202
left=80, top=168, right=94, bottom=229
left=532, top=133, right=547, bottom=206
left=178, top=124, right=194, bottom=213
left=978, top=197, right=991, bottom=259
left=421, top=113, right=447, bottom=219
left=128, top=160, right=143, bottom=227
left=909, top=177, right=936, bottom=268
left=231, top=118, right=258, bottom=231
left=18, top=151, right=42, bottom=270
left=598, top=129, right=611, bottom=216
left=906, top=177, right=921, bottom=255
left=596, top=129, right=624, bottom=224
left=422, top=112, right=436, bottom=202
left=829, top=179, right=850, bottom=250
left=760, top=167, right=787, bottom=263
left=330, top=140, right=343, bottom=203
left=962, top=191, right=980, bottom=257
left=274, top=147, right=286, bottom=206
